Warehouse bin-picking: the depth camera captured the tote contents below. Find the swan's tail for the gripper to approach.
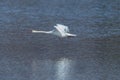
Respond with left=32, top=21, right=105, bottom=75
left=66, top=33, right=77, bottom=37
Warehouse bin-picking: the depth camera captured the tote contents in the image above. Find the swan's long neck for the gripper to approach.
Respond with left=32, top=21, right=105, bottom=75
left=32, top=30, right=53, bottom=34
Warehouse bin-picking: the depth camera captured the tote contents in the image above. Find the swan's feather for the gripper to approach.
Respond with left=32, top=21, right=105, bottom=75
left=55, top=24, right=69, bottom=32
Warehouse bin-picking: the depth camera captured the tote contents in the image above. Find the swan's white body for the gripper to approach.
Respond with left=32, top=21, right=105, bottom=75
left=32, top=24, right=76, bottom=38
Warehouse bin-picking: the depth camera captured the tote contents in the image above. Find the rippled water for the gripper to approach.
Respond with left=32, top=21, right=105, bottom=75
left=0, top=0, right=120, bottom=80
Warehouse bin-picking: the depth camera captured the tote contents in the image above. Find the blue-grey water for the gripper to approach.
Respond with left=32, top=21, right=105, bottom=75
left=0, top=0, right=120, bottom=80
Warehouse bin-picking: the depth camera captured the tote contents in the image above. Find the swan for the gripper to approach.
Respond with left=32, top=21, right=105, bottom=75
left=32, top=24, right=77, bottom=38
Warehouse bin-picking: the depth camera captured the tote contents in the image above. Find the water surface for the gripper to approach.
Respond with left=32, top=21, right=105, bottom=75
left=0, top=0, right=120, bottom=80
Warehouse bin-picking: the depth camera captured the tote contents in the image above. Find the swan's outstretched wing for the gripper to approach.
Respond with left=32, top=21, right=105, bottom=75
left=54, top=24, right=72, bottom=37
left=55, top=24, right=69, bottom=33
left=54, top=26, right=64, bottom=37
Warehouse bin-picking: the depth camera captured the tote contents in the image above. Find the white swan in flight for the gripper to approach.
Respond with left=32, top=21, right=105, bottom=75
left=32, top=24, right=77, bottom=38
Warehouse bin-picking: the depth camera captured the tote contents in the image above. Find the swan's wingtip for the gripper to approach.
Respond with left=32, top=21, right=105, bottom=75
left=56, top=23, right=65, bottom=26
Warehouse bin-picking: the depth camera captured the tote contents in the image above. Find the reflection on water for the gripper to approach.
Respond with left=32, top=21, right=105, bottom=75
left=30, top=58, right=73, bottom=80
left=56, top=58, right=72, bottom=80
left=0, top=39, right=120, bottom=80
